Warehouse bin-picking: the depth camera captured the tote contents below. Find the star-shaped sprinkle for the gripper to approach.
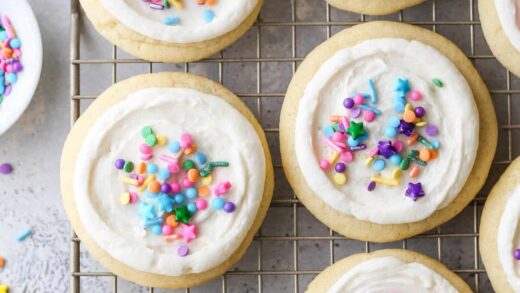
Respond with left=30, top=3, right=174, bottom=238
left=405, top=182, right=425, bottom=201
left=178, top=224, right=198, bottom=243
left=398, top=120, right=415, bottom=137
left=156, top=193, right=174, bottom=213
left=395, top=78, right=410, bottom=93
left=138, top=202, right=156, bottom=220
left=346, top=120, right=366, bottom=140
left=377, top=141, right=397, bottom=159
left=174, top=206, right=192, bottom=224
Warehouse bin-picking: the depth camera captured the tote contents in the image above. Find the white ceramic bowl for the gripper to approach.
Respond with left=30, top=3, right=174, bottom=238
left=0, top=0, right=42, bottom=136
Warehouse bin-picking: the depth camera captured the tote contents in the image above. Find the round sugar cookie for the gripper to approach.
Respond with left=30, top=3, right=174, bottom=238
left=306, top=249, right=472, bottom=292
left=79, top=0, right=263, bottom=62
left=479, top=0, right=520, bottom=77
left=326, top=0, right=425, bottom=15
left=60, top=72, right=274, bottom=288
left=280, top=21, right=497, bottom=242
left=480, top=157, right=520, bottom=293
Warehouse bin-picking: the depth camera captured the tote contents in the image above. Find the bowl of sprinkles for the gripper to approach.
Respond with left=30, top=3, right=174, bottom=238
left=115, top=127, right=237, bottom=257
left=0, top=0, right=42, bottom=136
left=320, top=77, right=441, bottom=202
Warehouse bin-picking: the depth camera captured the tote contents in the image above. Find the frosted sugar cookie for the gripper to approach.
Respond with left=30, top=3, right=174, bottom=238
left=280, top=21, right=497, bottom=242
left=60, top=72, right=274, bottom=288
left=326, top=0, right=425, bottom=15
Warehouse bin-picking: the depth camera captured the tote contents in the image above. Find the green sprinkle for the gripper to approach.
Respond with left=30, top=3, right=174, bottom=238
left=408, top=150, right=419, bottom=157
left=418, top=135, right=435, bottom=150
left=124, top=161, right=134, bottom=173
left=145, top=134, right=157, bottom=147
left=174, top=206, right=192, bottom=224
left=183, top=160, right=195, bottom=171
left=163, top=0, right=170, bottom=8
left=332, top=123, right=339, bottom=132
left=141, top=126, right=153, bottom=138
left=399, top=157, right=410, bottom=170
left=432, top=78, right=443, bottom=88
left=209, top=161, right=230, bottom=167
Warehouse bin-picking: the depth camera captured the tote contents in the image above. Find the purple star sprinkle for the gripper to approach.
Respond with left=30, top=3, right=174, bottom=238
left=398, top=120, right=415, bottom=137
left=405, top=182, right=425, bottom=201
left=377, top=141, right=397, bottom=159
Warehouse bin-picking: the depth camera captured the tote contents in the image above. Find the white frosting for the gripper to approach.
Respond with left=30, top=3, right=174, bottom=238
left=295, top=38, right=479, bottom=224
left=73, top=88, right=266, bottom=276
left=99, top=0, right=258, bottom=43
left=495, top=0, right=520, bottom=51
left=497, top=184, right=520, bottom=292
left=328, top=256, right=459, bottom=293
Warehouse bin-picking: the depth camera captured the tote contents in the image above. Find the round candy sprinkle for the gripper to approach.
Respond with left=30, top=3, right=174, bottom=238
left=120, top=193, right=131, bottom=205
left=147, top=162, right=159, bottom=174
left=195, top=152, right=207, bottom=165
left=389, top=154, right=402, bottom=165
left=162, top=225, right=173, bottom=236
left=363, top=111, right=376, bottom=123
left=141, top=126, right=153, bottom=138
left=414, top=106, right=426, bottom=118
left=372, top=159, right=386, bottom=172
left=425, top=125, right=438, bottom=137
left=148, top=180, right=161, bottom=193
left=174, top=194, right=185, bottom=204
left=145, top=134, right=157, bottom=147
left=201, top=174, right=213, bottom=185
left=196, top=198, right=208, bottom=210
left=170, top=182, right=181, bottom=193
left=367, top=181, right=376, bottom=191
left=187, top=202, right=198, bottom=213
left=151, top=225, right=162, bottom=235
left=183, top=160, right=195, bottom=171
left=160, top=183, right=172, bottom=193
left=166, top=215, right=179, bottom=227
left=341, top=151, right=353, bottom=163
left=224, top=202, right=236, bottom=213
left=385, top=127, right=397, bottom=138
left=514, top=249, right=520, bottom=260
left=158, top=168, right=171, bottom=181
left=347, top=136, right=360, bottom=147
left=353, top=94, right=364, bottom=105
left=211, top=197, right=225, bottom=210
left=114, top=159, right=125, bottom=170
left=319, top=160, right=330, bottom=170
left=392, top=169, right=403, bottom=179
left=335, top=162, right=346, bottom=173
left=187, top=169, right=200, bottom=182
left=139, top=144, right=152, bottom=154
left=0, top=256, right=5, bottom=268
left=394, top=102, right=405, bottom=113
left=409, top=90, right=422, bottom=101
left=0, top=163, right=13, bottom=174
left=123, top=161, right=134, bottom=173
left=203, top=9, right=215, bottom=23
left=350, top=107, right=361, bottom=118
left=388, top=116, right=401, bottom=128
left=323, top=125, right=334, bottom=138
left=169, top=141, right=181, bottom=153
left=331, top=132, right=343, bottom=142
left=156, top=135, right=168, bottom=146
left=333, top=173, right=347, bottom=185
left=185, top=187, right=198, bottom=199
left=343, top=97, right=355, bottom=109
left=402, top=110, right=416, bottom=123
left=419, top=148, right=431, bottom=161
left=178, top=245, right=189, bottom=257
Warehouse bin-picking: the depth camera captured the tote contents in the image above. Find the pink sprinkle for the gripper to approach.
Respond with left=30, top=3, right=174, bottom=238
left=319, top=160, right=330, bottom=170
left=410, top=90, right=422, bottom=101
left=369, top=148, right=379, bottom=157
left=325, top=138, right=344, bottom=152
left=129, top=192, right=138, bottom=203
left=363, top=111, right=376, bottom=123
left=162, top=225, right=173, bottom=236
left=391, top=140, right=404, bottom=152
left=167, top=162, right=180, bottom=173
left=214, top=181, right=232, bottom=196
left=182, top=178, right=193, bottom=188
left=159, top=154, right=177, bottom=163
left=341, top=151, right=353, bottom=163
left=341, top=116, right=350, bottom=129
left=139, top=144, right=152, bottom=154
left=196, top=199, right=208, bottom=210
left=170, top=182, right=181, bottom=193
left=141, top=154, right=153, bottom=161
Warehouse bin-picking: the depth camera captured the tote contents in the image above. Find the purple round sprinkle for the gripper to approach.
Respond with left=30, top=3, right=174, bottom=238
left=177, top=245, right=189, bottom=257
left=12, top=62, right=23, bottom=73
left=223, top=202, right=236, bottom=213
left=343, top=98, right=355, bottom=109
left=514, top=249, right=520, bottom=260
left=367, top=181, right=376, bottom=191
left=425, top=125, right=438, bottom=137
left=350, top=107, right=361, bottom=118
left=161, top=184, right=172, bottom=194
left=114, top=159, right=125, bottom=170
left=335, top=162, right=346, bottom=173
left=414, top=106, right=425, bottom=118
left=4, top=85, right=11, bottom=96
left=0, top=163, right=13, bottom=175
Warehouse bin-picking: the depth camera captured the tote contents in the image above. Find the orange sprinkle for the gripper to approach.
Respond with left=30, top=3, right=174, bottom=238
left=402, top=110, right=416, bottom=123
left=407, top=133, right=419, bottom=146
left=187, top=169, right=200, bottom=182
left=329, top=115, right=341, bottom=123
left=430, top=149, right=439, bottom=160
left=198, top=185, right=210, bottom=197
left=0, top=257, right=5, bottom=268
left=184, top=145, right=196, bottom=155
left=148, top=180, right=161, bottom=193
left=419, top=148, right=431, bottom=162
left=137, top=162, right=146, bottom=174
left=166, top=215, right=179, bottom=227
left=205, top=0, right=217, bottom=5
left=409, top=166, right=420, bottom=178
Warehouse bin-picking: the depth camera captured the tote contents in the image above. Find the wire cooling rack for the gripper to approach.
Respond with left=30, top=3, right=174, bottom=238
left=69, top=0, right=519, bottom=292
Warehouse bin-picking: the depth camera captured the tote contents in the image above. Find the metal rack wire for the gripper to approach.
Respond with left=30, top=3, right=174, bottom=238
left=69, top=0, right=517, bottom=292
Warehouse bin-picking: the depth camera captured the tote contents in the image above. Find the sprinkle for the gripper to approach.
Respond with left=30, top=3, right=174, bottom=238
left=203, top=9, right=215, bottom=23
left=370, top=176, right=398, bottom=186
left=0, top=163, right=13, bottom=175
left=367, top=181, right=376, bottom=191
left=333, top=173, right=347, bottom=185
left=329, top=151, right=340, bottom=165
left=392, top=168, right=403, bottom=179
left=372, top=159, right=386, bottom=172
left=325, top=138, right=344, bottom=152
left=417, top=135, right=435, bottom=150
left=359, top=104, right=382, bottom=115
left=120, top=193, right=131, bottom=205
left=16, top=229, right=32, bottom=241
left=368, top=79, right=377, bottom=104
left=432, top=78, right=443, bottom=88
left=0, top=285, right=8, bottom=293
left=0, top=256, right=5, bottom=268
left=425, top=125, right=438, bottom=136
left=365, top=157, right=375, bottom=167
left=346, top=120, right=366, bottom=140
left=178, top=245, right=190, bottom=257
left=405, top=182, right=425, bottom=201
left=409, top=166, right=420, bottom=178
left=122, top=177, right=139, bottom=186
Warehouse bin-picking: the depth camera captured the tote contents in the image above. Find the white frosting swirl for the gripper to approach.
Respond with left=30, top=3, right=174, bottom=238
left=73, top=88, right=266, bottom=276
left=495, top=0, right=520, bottom=51
left=497, top=184, right=520, bottom=292
left=295, top=38, right=479, bottom=224
left=99, top=0, right=258, bottom=43
left=328, top=256, right=459, bottom=293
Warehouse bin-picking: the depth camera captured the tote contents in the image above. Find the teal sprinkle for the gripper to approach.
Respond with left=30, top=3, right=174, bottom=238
left=432, top=78, right=443, bottom=88
left=17, top=229, right=32, bottom=241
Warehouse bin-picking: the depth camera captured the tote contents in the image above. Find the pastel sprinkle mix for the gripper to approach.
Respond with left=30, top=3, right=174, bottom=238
left=0, top=15, right=23, bottom=105
left=144, top=0, right=218, bottom=23
left=203, top=9, right=215, bottom=23
left=319, top=77, right=443, bottom=201
left=16, top=229, right=31, bottom=241
left=115, top=126, right=234, bottom=257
